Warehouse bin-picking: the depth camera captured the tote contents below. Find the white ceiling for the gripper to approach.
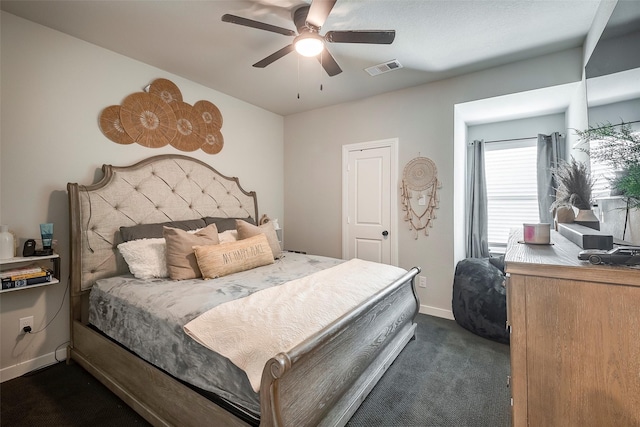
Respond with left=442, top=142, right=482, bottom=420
left=1, top=0, right=602, bottom=116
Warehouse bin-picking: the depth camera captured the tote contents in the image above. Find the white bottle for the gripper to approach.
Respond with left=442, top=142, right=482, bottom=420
left=0, top=225, right=15, bottom=259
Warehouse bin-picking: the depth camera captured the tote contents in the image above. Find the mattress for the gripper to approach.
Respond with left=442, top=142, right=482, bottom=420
left=88, top=252, right=344, bottom=418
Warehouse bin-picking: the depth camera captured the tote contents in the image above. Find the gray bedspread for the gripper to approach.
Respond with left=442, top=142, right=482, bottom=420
left=89, top=252, right=344, bottom=416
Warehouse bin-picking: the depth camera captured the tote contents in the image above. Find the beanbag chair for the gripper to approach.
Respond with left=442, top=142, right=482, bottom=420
left=452, top=257, right=509, bottom=344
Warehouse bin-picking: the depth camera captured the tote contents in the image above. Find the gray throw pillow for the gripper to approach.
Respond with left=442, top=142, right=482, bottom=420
left=120, top=219, right=206, bottom=242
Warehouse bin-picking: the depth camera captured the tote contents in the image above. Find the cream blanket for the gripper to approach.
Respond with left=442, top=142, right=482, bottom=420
left=183, top=258, right=407, bottom=392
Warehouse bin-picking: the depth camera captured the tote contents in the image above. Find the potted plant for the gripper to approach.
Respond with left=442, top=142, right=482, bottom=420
left=551, top=157, right=598, bottom=228
left=575, top=122, right=640, bottom=209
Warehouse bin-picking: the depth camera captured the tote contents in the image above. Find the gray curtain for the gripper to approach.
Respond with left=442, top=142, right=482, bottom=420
left=466, top=140, right=490, bottom=258
left=536, top=132, right=566, bottom=224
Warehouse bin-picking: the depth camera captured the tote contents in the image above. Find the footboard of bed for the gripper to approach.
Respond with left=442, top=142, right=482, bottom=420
left=68, top=268, right=419, bottom=427
left=69, top=321, right=252, bottom=427
left=259, top=267, right=420, bottom=427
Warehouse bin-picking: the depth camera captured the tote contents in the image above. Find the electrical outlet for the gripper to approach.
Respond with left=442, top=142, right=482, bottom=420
left=418, top=276, right=427, bottom=288
left=19, top=316, right=34, bottom=334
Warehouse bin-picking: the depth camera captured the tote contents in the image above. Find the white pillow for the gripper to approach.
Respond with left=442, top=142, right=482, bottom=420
left=218, top=229, right=238, bottom=243
left=118, top=238, right=168, bottom=279
left=117, top=228, right=207, bottom=280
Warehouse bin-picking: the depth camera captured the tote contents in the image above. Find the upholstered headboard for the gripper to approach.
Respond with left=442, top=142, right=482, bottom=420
left=67, top=155, right=258, bottom=297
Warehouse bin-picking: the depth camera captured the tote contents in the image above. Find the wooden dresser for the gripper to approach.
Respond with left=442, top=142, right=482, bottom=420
left=505, top=230, right=640, bottom=427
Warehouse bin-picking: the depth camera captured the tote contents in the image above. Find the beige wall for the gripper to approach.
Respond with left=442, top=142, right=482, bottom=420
left=283, top=48, right=584, bottom=318
left=0, top=12, right=284, bottom=380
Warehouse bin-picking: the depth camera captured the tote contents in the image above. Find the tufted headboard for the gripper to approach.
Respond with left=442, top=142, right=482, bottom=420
left=67, top=155, right=258, bottom=302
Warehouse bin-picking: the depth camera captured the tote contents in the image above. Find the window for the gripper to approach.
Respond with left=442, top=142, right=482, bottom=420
left=484, top=139, right=540, bottom=248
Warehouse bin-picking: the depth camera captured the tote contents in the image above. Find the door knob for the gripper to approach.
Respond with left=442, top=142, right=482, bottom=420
left=382, top=230, right=389, bottom=237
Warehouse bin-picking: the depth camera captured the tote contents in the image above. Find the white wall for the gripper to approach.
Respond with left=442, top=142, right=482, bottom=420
left=589, top=99, right=640, bottom=126
left=0, top=12, right=284, bottom=380
left=583, top=0, right=618, bottom=69
left=284, top=48, right=584, bottom=319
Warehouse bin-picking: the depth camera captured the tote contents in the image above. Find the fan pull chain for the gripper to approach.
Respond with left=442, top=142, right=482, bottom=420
left=319, top=50, right=323, bottom=91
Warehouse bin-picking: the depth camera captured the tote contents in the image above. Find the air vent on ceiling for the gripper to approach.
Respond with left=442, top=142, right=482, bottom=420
left=365, top=59, right=403, bottom=76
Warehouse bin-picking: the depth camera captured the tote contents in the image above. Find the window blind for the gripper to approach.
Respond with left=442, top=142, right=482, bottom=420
left=484, top=140, right=540, bottom=246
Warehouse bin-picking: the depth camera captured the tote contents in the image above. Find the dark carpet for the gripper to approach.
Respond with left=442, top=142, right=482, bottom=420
left=346, top=315, right=511, bottom=427
left=1, top=314, right=510, bottom=427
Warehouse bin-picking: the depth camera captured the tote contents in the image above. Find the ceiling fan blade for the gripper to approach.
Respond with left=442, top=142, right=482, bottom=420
left=306, top=0, right=337, bottom=30
left=318, top=50, right=342, bottom=76
left=253, top=44, right=295, bottom=68
left=325, top=30, right=396, bottom=44
left=222, top=14, right=295, bottom=36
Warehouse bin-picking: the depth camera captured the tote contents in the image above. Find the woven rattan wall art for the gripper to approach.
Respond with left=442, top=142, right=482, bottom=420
left=98, top=78, right=224, bottom=154
left=401, top=156, right=441, bottom=239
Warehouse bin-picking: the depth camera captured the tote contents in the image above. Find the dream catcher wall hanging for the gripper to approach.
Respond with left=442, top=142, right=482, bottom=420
left=401, top=156, right=440, bottom=239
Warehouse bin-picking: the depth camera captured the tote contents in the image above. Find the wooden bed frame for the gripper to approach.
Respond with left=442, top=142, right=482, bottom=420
left=67, top=154, right=420, bottom=427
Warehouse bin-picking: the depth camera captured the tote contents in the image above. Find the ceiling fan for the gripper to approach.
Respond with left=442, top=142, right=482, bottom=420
left=221, top=0, right=396, bottom=76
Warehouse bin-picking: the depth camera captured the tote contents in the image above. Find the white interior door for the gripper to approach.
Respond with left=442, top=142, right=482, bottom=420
left=342, top=139, right=398, bottom=265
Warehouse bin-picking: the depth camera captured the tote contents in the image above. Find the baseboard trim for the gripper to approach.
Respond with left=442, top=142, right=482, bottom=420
left=419, top=304, right=454, bottom=320
left=0, top=347, right=67, bottom=383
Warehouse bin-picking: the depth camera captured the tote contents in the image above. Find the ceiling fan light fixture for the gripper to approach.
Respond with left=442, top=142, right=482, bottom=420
left=294, top=34, right=324, bottom=57
left=223, top=1, right=394, bottom=76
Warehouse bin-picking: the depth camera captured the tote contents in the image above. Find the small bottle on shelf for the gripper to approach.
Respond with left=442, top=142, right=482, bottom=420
left=0, top=225, right=15, bottom=259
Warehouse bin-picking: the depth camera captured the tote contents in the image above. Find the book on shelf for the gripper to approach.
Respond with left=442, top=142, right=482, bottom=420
left=0, top=264, right=44, bottom=279
left=1, top=271, right=52, bottom=290
left=1, top=269, right=50, bottom=281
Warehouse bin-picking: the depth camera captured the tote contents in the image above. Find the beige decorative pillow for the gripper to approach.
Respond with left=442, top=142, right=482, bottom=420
left=164, top=224, right=220, bottom=280
left=235, top=219, right=282, bottom=259
left=193, top=234, right=274, bottom=279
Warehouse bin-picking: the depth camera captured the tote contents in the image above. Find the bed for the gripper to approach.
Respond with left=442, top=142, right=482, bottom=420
left=67, top=154, right=420, bottom=427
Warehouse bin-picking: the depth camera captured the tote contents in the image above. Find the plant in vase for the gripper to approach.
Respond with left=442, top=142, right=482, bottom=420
left=550, top=157, right=598, bottom=228
left=575, top=121, right=640, bottom=209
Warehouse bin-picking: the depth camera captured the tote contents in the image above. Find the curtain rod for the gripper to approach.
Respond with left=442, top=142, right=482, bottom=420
left=468, top=134, right=564, bottom=145
left=482, top=136, right=538, bottom=144
left=471, top=120, right=639, bottom=147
